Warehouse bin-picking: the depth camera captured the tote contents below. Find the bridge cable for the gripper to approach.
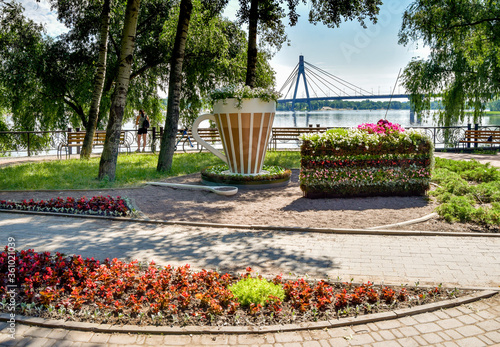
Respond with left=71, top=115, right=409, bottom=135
left=304, top=66, right=342, bottom=97
left=305, top=63, right=364, bottom=96
left=304, top=66, right=341, bottom=97
left=279, top=63, right=299, bottom=97
left=305, top=62, right=373, bottom=96
left=384, top=68, right=402, bottom=119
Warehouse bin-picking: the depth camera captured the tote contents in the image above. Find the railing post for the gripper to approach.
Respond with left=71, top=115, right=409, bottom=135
left=467, top=124, right=471, bottom=148
left=75, top=128, right=81, bottom=154
left=67, top=128, right=73, bottom=155
left=474, top=124, right=479, bottom=148
left=151, top=127, right=156, bottom=152
left=27, top=132, right=31, bottom=157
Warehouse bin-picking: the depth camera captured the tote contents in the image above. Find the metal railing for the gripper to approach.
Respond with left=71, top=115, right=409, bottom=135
left=1, top=124, right=499, bottom=158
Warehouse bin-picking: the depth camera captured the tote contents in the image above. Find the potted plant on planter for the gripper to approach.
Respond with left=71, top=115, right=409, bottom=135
left=192, top=84, right=280, bottom=175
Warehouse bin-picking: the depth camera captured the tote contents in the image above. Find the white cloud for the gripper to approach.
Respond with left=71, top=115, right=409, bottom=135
left=17, top=0, right=68, bottom=37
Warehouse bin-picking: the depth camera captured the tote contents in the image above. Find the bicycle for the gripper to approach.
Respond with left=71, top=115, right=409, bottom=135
left=174, top=127, right=203, bottom=153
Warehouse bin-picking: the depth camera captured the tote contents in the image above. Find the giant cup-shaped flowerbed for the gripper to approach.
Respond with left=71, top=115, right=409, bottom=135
left=300, top=120, right=434, bottom=198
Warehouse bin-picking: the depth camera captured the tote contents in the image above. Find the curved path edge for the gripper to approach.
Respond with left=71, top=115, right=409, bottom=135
left=1, top=209, right=499, bottom=238
left=0, top=290, right=497, bottom=336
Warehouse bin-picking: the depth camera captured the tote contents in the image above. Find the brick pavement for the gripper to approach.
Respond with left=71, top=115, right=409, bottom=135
left=1, top=213, right=499, bottom=287
left=0, top=212, right=499, bottom=345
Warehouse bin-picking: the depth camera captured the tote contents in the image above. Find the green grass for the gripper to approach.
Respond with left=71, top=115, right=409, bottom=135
left=0, top=151, right=301, bottom=190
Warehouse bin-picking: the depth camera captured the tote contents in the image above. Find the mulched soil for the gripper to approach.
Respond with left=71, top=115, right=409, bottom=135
left=0, top=169, right=497, bottom=233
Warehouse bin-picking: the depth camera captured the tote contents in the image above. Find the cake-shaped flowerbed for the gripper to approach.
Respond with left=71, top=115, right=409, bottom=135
left=201, top=165, right=291, bottom=189
left=300, top=120, right=434, bottom=198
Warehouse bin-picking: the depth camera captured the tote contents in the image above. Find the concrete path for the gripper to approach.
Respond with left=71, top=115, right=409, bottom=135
left=0, top=212, right=499, bottom=346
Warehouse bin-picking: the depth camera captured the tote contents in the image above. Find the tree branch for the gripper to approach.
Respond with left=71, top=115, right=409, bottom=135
left=446, top=17, right=500, bottom=30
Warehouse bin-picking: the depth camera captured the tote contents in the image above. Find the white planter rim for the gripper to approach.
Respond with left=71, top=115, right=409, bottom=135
left=213, top=98, right=276, bottom=114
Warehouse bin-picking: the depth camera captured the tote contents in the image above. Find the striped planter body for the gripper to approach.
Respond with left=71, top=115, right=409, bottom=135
left=213, top=99, right=275, bottom=174
left=192, top=98, right=275, bottom=175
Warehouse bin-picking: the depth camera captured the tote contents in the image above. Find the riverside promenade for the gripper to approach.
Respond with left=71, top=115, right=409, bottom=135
left=0, top=152, right=499, bottom=346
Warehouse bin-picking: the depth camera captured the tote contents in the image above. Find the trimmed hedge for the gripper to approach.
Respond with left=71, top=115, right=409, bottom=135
left=299, top=121, right=434, bottom=198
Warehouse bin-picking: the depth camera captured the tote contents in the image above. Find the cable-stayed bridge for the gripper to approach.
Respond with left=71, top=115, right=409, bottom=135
left=278, top=55, right=411, bottom=111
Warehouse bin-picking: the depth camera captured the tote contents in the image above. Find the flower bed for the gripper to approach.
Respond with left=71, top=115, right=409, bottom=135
left=0, top=248, right=472, bottom=327
left=0, top=196, right=132, bottom=217
left=201, top=165, right=291, bottom=187
left=300, top=120, right=434, bottom=198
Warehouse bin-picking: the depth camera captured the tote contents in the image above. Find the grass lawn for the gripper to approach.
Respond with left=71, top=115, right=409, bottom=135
left=0, top=151, right=301, bottom=190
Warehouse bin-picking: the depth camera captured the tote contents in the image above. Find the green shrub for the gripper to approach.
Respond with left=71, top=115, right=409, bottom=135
left=435, top=196, right=477, bottom=223
left=229, top=277, right=285, bottom=307
left=471, top=182, right=500, bottom=203
left=434, top=157, right=500, bottom=182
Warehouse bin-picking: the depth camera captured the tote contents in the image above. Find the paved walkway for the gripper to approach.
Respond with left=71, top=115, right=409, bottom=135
left=0, top=212, right=499, bottom=346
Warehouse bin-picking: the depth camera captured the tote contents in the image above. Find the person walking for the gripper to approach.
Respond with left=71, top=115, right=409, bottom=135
left=135, top=109, right=150, bottom=152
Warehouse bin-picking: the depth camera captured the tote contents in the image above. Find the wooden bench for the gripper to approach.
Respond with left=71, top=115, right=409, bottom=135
left=58, top=131, right=131, bottom=158
left=458, top=130, right=500, bottom=149
left=270, top=127, right=329, bottom=150
left=172, top=128, right=220, bottom=152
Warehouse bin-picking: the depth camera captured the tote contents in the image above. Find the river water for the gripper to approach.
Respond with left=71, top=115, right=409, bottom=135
left=273, top=110, right=500, bottom=128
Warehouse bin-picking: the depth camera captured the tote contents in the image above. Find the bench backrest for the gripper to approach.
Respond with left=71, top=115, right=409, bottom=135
left=464, top=130, right=500, bottom=140
left=67, top=131, right=126, bottom=145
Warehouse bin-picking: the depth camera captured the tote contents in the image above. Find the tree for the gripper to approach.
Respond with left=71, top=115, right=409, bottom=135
left=81, top=0, right=111, bottom=159
left=157, top=0, right=193, bottom=172
left=489, top=99, right=500, bottom=112
left=98, top=0, right=140, bottom=180
left=236, top=0, right=382, bottom=88
left=399, top=0, right=500, bottom=126
left=155, top=0, right=277, bottom=172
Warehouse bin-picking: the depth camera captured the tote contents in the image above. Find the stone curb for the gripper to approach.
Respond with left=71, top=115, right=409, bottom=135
left=0, top=290, right=497, bottom=335
left=1, top=209, right=500, bottom=238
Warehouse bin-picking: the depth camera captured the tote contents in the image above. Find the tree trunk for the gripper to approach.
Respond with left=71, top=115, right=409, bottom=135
left=245, top=0, right=259, bottom=88
left=81, top=0, right=111, bottom=159
left=98, top=0, right=141, bottom=180
left=157, top=0, right=193, bottom=172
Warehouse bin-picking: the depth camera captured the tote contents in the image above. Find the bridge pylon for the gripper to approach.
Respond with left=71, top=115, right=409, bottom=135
left=292, top=56, right=311, bottom=111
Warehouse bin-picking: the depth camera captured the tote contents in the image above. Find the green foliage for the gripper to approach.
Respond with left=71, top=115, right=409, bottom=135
left=488, top=99, right=500, bottom=112
left=434, top=158, right=500, bottom=183
left=399, top=0, right=500, bottom=126
left=432, top=158, right=500, bottom=226
left=229, top=277, right=284, bottom=307
left=162, top=1, right=276, bottom=126
left=435, top=195, right=478, bottom=223
left=210, top=84, right=280, bottom=105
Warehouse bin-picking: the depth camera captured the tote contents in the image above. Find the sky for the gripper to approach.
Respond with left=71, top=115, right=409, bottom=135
left=17, top=0, right=429, bottom=99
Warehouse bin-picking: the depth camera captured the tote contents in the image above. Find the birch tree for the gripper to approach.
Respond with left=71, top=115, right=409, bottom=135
left=81, top=0, right=111, bottom=159
left=98, top=0, right=140, bottom=180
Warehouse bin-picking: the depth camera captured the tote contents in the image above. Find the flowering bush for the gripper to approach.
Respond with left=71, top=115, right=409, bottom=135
left=201, top=165, right=291, bottom=185
left=210, top=84, right=281, bottom=108
left=0, top=196, right=131, bottom=217
left=0, top=249, right=465, bottom=326
left=358, top=119, right=405, bottom=135
left=300, top=121, right=433, bottom=198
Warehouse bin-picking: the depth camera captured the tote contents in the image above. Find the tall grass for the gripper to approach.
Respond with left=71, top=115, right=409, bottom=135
left=0, top=151, right=301, bottom=190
